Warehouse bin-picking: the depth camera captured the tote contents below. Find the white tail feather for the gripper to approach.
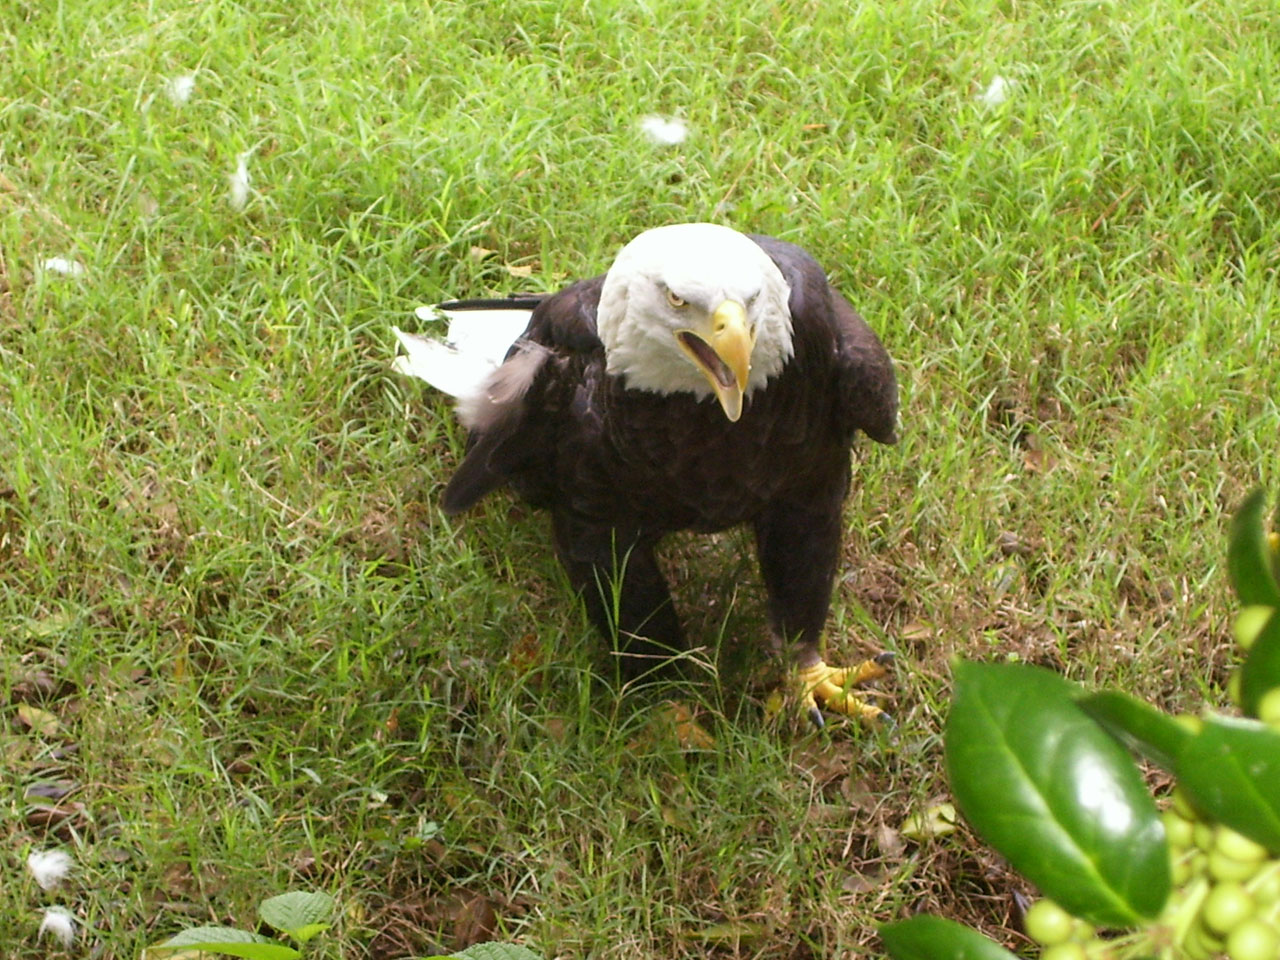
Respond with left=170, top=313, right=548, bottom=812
left=393, top=306, right=533, bottom=400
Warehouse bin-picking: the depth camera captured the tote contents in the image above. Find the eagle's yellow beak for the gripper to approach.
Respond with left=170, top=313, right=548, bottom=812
left=675, top=300, right=755, bottom=422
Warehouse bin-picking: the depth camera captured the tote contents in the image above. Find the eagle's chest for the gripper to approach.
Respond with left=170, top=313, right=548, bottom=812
left=567, top=379, right=836, bottom=534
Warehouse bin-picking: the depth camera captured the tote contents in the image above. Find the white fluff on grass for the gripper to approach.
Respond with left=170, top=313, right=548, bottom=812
left=165, top=73, right=196, bottom=105
left=27, top=849, right=74, bottom=890
left=639, top=115, right=689, bottom=146
left=39, top=906, right=76, bottom=947
left=40, top=257, right=87, bottom=279
left=229, top=151, right=251, bottom=211
left=392, top=305, right=533, bottom=400
left=978, top=75, right=1012, bottom=107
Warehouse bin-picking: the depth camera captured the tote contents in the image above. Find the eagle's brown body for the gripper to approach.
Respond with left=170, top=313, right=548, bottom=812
left=441, top=234, right=898, bottom=672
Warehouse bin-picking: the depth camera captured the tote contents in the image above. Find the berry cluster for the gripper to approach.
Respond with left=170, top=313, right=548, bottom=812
left=1023, top=597, right=1280, bottom=960
left=1025, top=801, right=1280, bottom=960
left=1161, top=791, right=1280, bottom=960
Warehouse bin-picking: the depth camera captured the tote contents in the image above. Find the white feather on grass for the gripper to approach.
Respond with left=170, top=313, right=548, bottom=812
left=392, top=306, right=533, bottom=400
left=40, top=257, right=87, bottom=279
left=978, top=75, right=1012, bottom=107
left=229, top=151, right=251, bottom=211
left=39, top=906, right=76, bottom=947
left=166, top=73, right=196, bottom=105
left=639, top=115, right=689, bottom=146
left=27, top=849, right=74, bottom=890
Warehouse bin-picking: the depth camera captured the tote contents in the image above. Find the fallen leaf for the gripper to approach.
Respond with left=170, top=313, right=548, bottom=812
left=25, top=780, right=77, bottom=802
left=660, top=805, right=693, bottom=830
left=503, top=262, right=534, bottom=278
left=451, top=892, right=498, bottom=949
left=17, top=703, right=60, bottom=737
left=1023, top=448, right=1055, bottom=473
left=508, top=632, right=543, bottom=674
left=899, top=622, right=934, bottom=643
left=876, top=822, right=906, bottom=858
left=26, top=801, right=88, bottom=830
left=24, top=611, right=75, bottom=638
left=680, top=920, right=767, bottom=943
left=996, top=530, right=1033, bottom=557
left=900, top=802, right=959, bottom=840
left=628, top=701, right=715, bottom=751
left=543, top=716, right=568, bottom=742
left=664, top=701, right=715, bottom=750
left=842, top=868, right=889, bottom=894
left=11, top=669, right=57, bottom=701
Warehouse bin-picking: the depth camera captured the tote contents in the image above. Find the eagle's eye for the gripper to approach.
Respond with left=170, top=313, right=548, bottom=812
left=666, top=290, right=686, bottom=308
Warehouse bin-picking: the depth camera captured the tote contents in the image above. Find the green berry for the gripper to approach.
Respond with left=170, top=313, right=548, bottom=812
left=1216, top=827, right=1269, bottom=863
left=1203, top=881, right=1256, bottom=934
left=1211, top=849, right=1265, bottom=883
left=1184, top=919, right=1225, bottom=960
left=1172, top=786, right=1200, bottom=821
left=1234, top=606, right=1274, bottom=652
left=1227, top=918, right=1279, bottom=960
left=1024, top=899, right=1076, bottom=946
left=1247, top=863, right=1280, bottom=906
left=1040, top=943, right=1088, bottom=960
left=1171, top=852, right=1195, bottom=885
left=1259, top=687, right=1280, bottom=728
left=1194, top=820, right=1216, bottom=852
left=1163, top=810, right=1195, bottom=851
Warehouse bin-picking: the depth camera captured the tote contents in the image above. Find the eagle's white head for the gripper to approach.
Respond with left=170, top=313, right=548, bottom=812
left=596, top=223, right=794, bottom=421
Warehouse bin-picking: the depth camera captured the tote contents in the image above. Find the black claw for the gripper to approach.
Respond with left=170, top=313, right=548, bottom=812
left=808, top=706, right=825, bottom=729
left=873, top=651, right=896, bottom=666
left=874, top=709, right=896, bottom=729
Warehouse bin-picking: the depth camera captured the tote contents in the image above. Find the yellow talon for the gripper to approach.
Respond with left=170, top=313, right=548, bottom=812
left=797, top=656, right=891, bottom=724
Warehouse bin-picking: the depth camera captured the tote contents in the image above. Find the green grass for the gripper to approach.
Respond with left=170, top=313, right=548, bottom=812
left=3, top=0, right=1278, bottom=956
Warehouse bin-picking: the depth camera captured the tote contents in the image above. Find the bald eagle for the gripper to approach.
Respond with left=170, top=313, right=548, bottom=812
left=395, top=223, right=898, bottom=723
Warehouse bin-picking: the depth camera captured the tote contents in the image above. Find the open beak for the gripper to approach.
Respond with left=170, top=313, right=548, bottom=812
left=675, top=300, right=754, bottom=421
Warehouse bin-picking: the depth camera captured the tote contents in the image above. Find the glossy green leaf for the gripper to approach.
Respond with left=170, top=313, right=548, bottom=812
left=879, top=915, right=1021, bottom=960
left=145, top=926, right=300, bottom=960
left=1229, top=490, right=1280, bottom=607
left=1240, top=609, right=1280, bottom=717
left=258, top=891, right=335, bottom=942
left=946, top=661, right=1170, bottom=926
left=1176, top=716, right=1280, bottom=851
left=1077, top=690, right=1192, bottom=772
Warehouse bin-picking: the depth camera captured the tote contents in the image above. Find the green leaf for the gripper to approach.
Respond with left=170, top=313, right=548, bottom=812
left=452, top=944, right=545, bottom=960
left=1076, top=690, right=1192, bottom=771
left=1240, top=608, right=1280, bottom=717
left=145, top=926, right=300, bottom=960
left=879, top=915, right=1021, bottom=960
left=1229, top=490, right=1280, bottom=608
left=946, top=660, right=1170, bottom=926
left=1176, top=716, right=1280, bottom=851
left=258, top=891, right=335, bottom=942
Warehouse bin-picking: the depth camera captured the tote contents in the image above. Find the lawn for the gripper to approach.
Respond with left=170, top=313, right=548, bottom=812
left=2, top=0, right=1278, bottom=957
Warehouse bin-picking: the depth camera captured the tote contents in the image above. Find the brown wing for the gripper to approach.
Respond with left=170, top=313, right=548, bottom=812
left=440, top=276, right=607, bottom=514
left=749, top=234, right=899, bottom=445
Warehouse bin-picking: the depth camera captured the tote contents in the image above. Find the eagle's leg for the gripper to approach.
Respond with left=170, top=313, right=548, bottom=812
left=754, top=496, right=891, bottom=725
left=552, top=513, right=683, bottom=679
